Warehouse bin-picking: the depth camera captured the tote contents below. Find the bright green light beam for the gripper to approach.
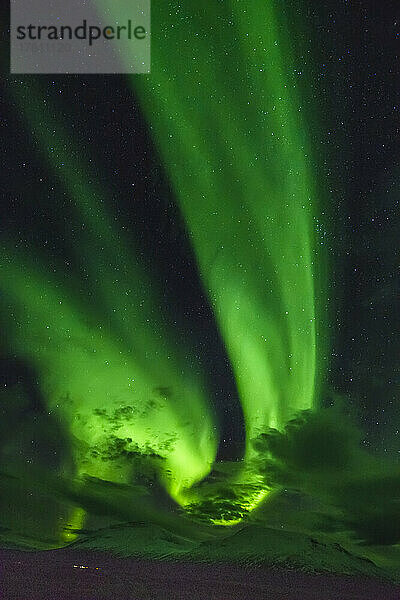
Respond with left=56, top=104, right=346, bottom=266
left=3, top=81, right=219, bottom=542
left=126, top=0, right=325, bottom=500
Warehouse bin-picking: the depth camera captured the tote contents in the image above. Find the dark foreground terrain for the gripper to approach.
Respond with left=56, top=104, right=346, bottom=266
left=1, top=549, right=399, bottom=600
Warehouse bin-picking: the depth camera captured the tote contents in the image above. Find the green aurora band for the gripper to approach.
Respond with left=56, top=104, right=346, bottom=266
left=134, top=1, right=318, bottom=431
left=131, top=1, right=325, bottom=504
left=2, top=1, right=325, bottom=543
left=3, top=79, right=218, bottom=536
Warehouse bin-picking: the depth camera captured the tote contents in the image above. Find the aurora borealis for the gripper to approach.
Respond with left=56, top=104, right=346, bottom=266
left=2, top=0, right=324, bottom=536
left=1, top=0, right=400, bottom=576
left=130, top=0, right=328, bottom=513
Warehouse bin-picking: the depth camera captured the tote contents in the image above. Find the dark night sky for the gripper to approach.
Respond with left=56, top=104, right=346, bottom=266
left=309, top=1, right=400, bottom=454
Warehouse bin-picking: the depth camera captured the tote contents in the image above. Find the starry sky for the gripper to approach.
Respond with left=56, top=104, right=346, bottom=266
left=309, top=1, right=400, bottom=456
left=1, top=0, right=400, bottom=549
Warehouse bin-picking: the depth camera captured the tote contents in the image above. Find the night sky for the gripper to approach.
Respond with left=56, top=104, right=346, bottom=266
left=1, top=0, right=400, bottom=554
